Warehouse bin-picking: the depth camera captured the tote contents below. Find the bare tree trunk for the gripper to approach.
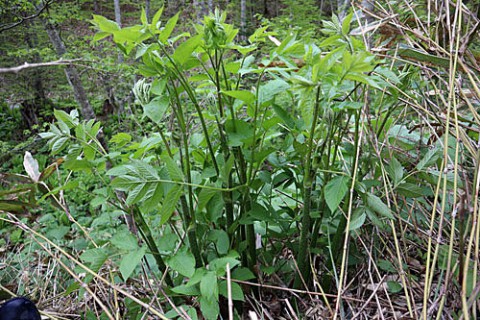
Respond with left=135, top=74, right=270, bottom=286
left=193, top=0, right=206, bottom=22
left=113, top=0, right=123, bottom=63
left=240, top=0, right=247, bottom=42
left=42, top=21, right=95, bottom=120
left=208, top=0, right=213, bottom=12
left=93, top=0, right=99, bottom=14
left=145, top=0, right=151, bottom=22
left=114, top=0, right=121, bottom=27
left=338, top=0, right=350, bottom=18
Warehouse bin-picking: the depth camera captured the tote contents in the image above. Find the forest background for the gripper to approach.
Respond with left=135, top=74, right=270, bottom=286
left=1, top=0, right=480, bottom=319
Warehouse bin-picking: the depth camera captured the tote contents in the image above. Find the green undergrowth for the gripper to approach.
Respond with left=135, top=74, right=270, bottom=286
left=1, top=4, right=479, bottom=319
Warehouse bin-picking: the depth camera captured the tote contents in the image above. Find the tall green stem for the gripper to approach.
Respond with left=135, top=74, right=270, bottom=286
left=157, top=42, right=220, bottom=175
left=294, top=85, right=322, bottom=289
left=168, top=81, right=203, bottom=267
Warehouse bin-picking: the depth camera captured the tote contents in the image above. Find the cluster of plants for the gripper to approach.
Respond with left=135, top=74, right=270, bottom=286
left=2, top=1, right=480, bottom=318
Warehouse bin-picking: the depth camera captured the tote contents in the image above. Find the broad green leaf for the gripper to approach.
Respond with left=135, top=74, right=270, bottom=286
left=197, top=187, right=218, bottom=212
left=46, top=225, right=70, bottom=240
left=38, top=132, right=56, bottom=139
left=221, top=155, right=235, bottom=183
left=150, top=78, right=167, bottom=95
left=143, top=96, right=170, bottom=124
left=396, top=183, right=425, bottom=198
left=219, top=281, right=245, bottom=301
left=207, top=230, right=229, bottom=255
left=119, top=246, right=147, bottom=280
left=398, top=46, right=450, bottom=68
left=199, top=296, right=219, bottom=320
left=387, top=281, right=402, bottom=293
left=332, top=101, right=363, bottom=111
left=342, top=12, right=353, bottom=35
left=110, top=133, right=132, bottom=146
left=140, top=8, right=147, bottom=25
left=200, top=271, right=218, bottom=301
left=51, top=137, right=69, bottom=154
left=164, top=305, right=198, bottom=320
left=108, top=161, right=162, bottom=205
left=365, top=207, right=385, bottom=228
left=225, top=120, right=254, bottom=147
left=150, top=7, right=164, bottom=31
left=222, top=90, right=255, bottom=105
left=92, top=15, right=120, bottom=33
left=272, top=104, right=295, bottom=129
left=159, top=12, right=180, bottom=43
left=54, top=109, right=78, bottom=128
left=240, top=203, right=273, bottom=224
left=377, top=259, right=396, bottom=272
left=209, top=257, right=240, bottom=276
left=349, top=207, right=366, bottom=231
left=258, top=79, right=290, bottom=105
left=168, top=249, right=195, bottom=277
left=159, top=184, right=183, bottom=225
left=162, top=156, right=184, bottom=181
left=325, top=175, right=349, bottom=212
left=248, top=25, right=274, bottom=43
left=110, top=230, right=139, bottom=251
left=125, top=182, right=154, bottom=205
left=187, top=268, right=207, bottom=286
left=171, top=284, right=200, bottom=295
left=232, top=267, right=255, bottom=281
left=375, top=67, right=400, bottom=85
left=113, top=26, right=144, bottom=44
left=141, top=183, right=164, bottom=212
left=416, top=147, right=439, bottom=170
left=93, top=31, right=111, bottom=43
left=366, top=193, right=395, bottom=220
left=173, top=34, right=202, bottom=65
left=135, top=43, right=151, bottom=59
left=387, top=156, right=403, bottom=185
left=345, top=73, right=380, bottom=89
left=80, top=247, right=109, bottom=270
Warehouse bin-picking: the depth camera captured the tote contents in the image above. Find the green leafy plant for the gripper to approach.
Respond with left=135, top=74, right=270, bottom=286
left=34, top=7, right=390, bottom=318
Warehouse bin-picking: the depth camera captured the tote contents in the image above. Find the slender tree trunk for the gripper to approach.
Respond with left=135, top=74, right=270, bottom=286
left=240, top=0, right=247, bottom=42
left=21, top=21, right=46, bottom=129
left=24, top=22, right=46, bottom=103
left=42, top=21, right=95, bottom=120
left=193, top=0, right=206, bottom=22
left=208, top=0, right=213, bottom=12
left=113, top=0, right=123, bottom=63
left=145, top=0, right=151, bottom=22
left=338, top=0, right=350, bottom=18
left=114, top=0, right=121, bottom=27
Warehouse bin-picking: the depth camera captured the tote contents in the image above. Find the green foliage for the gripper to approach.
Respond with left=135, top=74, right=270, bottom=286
left=4, top=1, right=469, bottom=318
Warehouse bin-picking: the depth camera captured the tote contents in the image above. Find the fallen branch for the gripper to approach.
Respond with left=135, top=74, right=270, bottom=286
left=0, top=59, right=84, bottom=74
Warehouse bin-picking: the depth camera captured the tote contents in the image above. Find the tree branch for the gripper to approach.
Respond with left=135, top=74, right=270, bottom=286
left=0, top=0, right=55, bottom=33
left=0, top=59, right=84, bottom=74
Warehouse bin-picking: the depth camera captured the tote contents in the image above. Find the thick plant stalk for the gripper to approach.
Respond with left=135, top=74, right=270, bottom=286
left=133, top=208, right=173, bottom=286
left=294, top=85, right=322, bottom=289
left=169, top=83, right=203, bottom=268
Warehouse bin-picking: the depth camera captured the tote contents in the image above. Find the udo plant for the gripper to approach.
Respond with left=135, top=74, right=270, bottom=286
left=36, top=8, right=396, bottom=317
